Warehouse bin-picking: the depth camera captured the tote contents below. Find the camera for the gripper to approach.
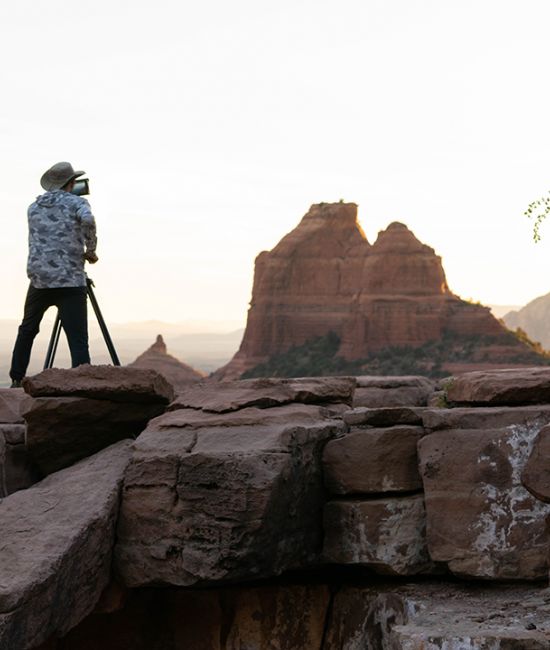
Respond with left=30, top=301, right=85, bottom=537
left=71, top=178, right=90, bottom=196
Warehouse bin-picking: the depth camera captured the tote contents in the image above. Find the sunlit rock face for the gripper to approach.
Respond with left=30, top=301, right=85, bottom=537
left=218, top=202, right=510, bottom=379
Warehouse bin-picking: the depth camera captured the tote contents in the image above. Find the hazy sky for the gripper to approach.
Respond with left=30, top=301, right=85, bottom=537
left=1, top=0, right=550, bottom=327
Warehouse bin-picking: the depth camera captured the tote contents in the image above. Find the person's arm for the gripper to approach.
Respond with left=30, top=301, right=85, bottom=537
left=77, top=198, right=98, bottom=262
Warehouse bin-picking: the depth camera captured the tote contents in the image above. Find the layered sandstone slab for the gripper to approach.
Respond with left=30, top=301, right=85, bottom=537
left=24, top=396, right=165, bottom=476
left=218, top=203, right=518, bottom=379
left=115, top=402, right=346, bottom=587
left=418, top=425, right=550, bottom=579
left=23, top=365, right=174, bottom=404
left=446, top=367, right=550, bottom=406
left=344, top=405, right=425, bottom=427
left=323, top=425, right=425, bottom=494
left=323, top=496, right=432, bottom=575
left=0, top=442, right=131, bottom=650
left=422, top=404, right=550, bottom=431
left=129, top=335, right=204, bottom=391
left=170, top=376, right=355, bottom=413
left=353, top=375, right=434, bottom=408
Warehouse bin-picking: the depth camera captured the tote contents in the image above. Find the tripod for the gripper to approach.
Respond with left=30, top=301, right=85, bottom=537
left=44, top=277, right=121, bottom=369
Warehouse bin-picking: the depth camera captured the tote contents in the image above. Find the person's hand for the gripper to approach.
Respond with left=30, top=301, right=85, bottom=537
left=84, top=251, right=99, bottom=264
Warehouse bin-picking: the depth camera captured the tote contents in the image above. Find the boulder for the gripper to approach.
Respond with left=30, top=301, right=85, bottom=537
left=323, top=426, right=425, bottom=494
left=22, top=365, right=174, bottom=404
left=170, top=376, right=356, bottom=412
left=418, top=425, right=550, bottom=579
left=24, top=397, right=164, bottom=476
left=0, top=388, right=28, bottom=423
left=522, top=425, right=550, bottom=502
left=343, top=406, right=425, bottom=427
left=422, top=404, right=550, bottom=431
left=353, top=376, right=434, bottom=408
left=115, top=403, right=346, bottom=587
left=0, top=441, right=131, bottom=650
left=446, top=367, right=550, bottom=406
left=323, top=495, right=432, bottom=575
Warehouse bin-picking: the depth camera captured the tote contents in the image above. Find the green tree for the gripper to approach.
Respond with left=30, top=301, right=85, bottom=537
left=525, top=192, right=550, bottom=242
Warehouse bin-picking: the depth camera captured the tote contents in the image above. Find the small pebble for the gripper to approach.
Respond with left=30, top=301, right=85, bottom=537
left=526, top=622, right=537, bottom=630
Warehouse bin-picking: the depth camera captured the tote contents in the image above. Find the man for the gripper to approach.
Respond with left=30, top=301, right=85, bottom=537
left=9, top=162, right=98, bottom=387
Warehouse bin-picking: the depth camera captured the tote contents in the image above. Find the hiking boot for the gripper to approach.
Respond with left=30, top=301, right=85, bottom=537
left=10, top=380, right=22, bottom=388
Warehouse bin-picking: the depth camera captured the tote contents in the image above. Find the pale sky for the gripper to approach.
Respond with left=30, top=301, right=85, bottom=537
left=1, top=0, right=550, bottom=327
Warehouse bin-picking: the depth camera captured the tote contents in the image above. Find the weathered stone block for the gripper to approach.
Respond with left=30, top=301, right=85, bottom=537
left=170, top=376, right=356, bottom=412
left=422, top=404, right=550, bottom=432
left=418, top=425, right=550, bottom=579
left=344, top=406, right=425, bottom=427
left=446, top=367, right=550, bottom=406
left=353, top=376, right=434, bottom=408
left=323, top=426, right=425, bottom=494
left=23, top=365, right=174, bottom=404
left=0, top=441, right=132, bottom=650
left=115, top=403, right=346, bottom=588
left=323, top=495, right=432, bottom=575
left=24, top=396, right=164, bottom=476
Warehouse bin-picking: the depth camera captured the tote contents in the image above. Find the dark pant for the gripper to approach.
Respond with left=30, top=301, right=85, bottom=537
left=10, top=284, right=90, bottom=381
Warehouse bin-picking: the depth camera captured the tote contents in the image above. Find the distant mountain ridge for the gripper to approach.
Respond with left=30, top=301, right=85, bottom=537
left=503, top=292, right=550, bottom=349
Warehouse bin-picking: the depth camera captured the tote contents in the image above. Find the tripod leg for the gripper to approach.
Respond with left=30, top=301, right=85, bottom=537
left=86, top=280, right=121, bottom=366
left=44, top=312, right=62, bottom=370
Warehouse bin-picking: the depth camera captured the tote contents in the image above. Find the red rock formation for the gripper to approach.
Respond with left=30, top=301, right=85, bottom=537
left=218, top=202, right=519, bottom=379
left=129, top=335, right=204, bottom=390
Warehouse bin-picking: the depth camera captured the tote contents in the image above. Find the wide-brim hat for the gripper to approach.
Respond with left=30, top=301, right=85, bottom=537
left=40, top=162, right=85, bottom=191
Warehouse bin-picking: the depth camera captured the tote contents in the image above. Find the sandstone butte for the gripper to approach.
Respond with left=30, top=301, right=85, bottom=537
left=217, top=202, right=532, bottom=380
left=128, top=334, right=204, bottom=390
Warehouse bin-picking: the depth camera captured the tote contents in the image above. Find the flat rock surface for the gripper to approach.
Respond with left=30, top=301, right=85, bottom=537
left=115, top=403, right=346, bottom=588
left=0, top=441, right=131, bottom=650
left=418, top=425, right=550, bottom=579
left=323, top=425, right=425, bottom=493
left=24, top=396, right=164, bottom=476
left=325, top=583, right=550, bottom=649
left=446, top=367, right=550, bottom=406
left=23, top=365, right=174, bottom=404
left=169, top=376, right=356, bottom=412
left=323, top=495, right=432, bottom=575
left=522, top=424, right=550, bottom=503
left=0, top=388, right=28, bottom=424
left=422, top=404, right=550, bottom=431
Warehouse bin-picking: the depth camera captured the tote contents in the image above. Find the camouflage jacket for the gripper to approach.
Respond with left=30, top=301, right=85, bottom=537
left=27, top=190, right=97, bottom=289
